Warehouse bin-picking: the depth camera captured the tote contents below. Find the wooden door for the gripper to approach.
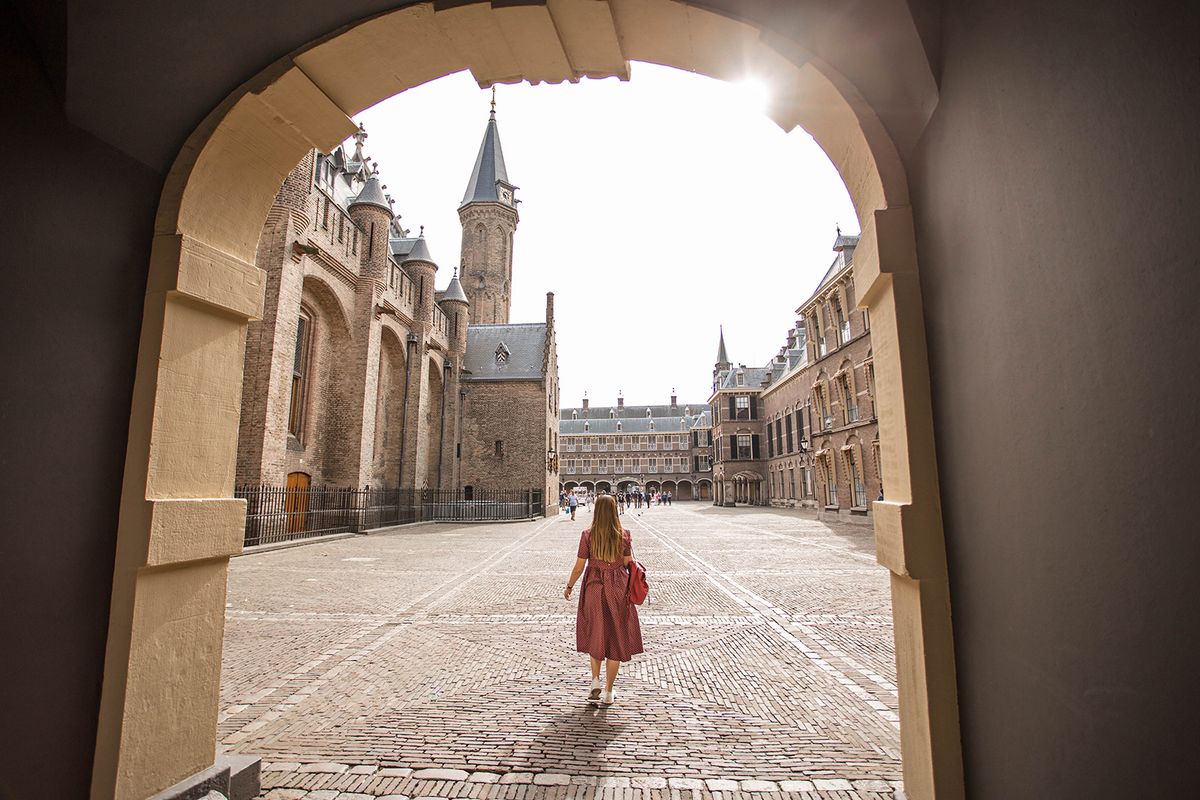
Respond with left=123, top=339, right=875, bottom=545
left=285, top=472, right=310, bottom=533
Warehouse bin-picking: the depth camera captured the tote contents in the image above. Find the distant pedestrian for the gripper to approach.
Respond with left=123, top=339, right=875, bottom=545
left=563, top=494, right=644, bottom=706
left=568, top=491, right=579, bottom=521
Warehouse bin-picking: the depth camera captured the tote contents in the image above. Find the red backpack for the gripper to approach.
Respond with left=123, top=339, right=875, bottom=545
left=626, top=560, right=649, bottom=606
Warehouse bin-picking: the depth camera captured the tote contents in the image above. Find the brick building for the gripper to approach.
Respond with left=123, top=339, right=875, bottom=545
left=558, top=392, right=714, bottom=500
left=236, top=106, right=559, bottom=511
left=710, top=232, right=880, bottom=520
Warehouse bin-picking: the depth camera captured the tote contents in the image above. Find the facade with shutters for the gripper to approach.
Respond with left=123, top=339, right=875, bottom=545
left=558, top=393, right=714, bottom=500
left=235, top=109, right=560, bottom=513
left=710, top=233, right=881, bottom=520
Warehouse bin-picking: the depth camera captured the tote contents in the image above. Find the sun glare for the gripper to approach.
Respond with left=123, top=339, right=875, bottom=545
left=730, top=77, right=771, bottom=115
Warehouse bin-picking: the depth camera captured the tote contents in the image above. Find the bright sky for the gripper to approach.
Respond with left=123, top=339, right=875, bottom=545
left=356, top=62, right=857, bottom=408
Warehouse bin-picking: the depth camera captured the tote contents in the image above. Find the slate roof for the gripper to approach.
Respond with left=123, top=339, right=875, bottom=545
left=348, top=175, right=391, bottom=213
left=441, top=275, right=468, bottom=304
left=463, top=323, right=546, bottom=381
left=559, top=410, right=712, bottom=436
left=389, top=237, right=418, bottom=259
left=461, top=110, right=511, bottom=205
left=716, top=366, right=771, bottom=391
left=402, top=235, right=435, bottom=264
left=561, top=402, right=709, bottom=420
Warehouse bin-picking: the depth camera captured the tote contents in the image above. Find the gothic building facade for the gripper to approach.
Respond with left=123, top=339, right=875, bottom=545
left=710, top=232, right=881, bottom=520
left=235, top=108, right=559, bottom=512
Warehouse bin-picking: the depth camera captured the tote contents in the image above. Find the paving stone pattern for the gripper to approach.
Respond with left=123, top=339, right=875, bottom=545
left=219, top=505, right=903, bottom=800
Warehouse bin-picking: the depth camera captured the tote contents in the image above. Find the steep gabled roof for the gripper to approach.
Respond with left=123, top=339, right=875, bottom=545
left=461, top=109, right=511, bottom=205
left=463, top=323, right=546, bottom=381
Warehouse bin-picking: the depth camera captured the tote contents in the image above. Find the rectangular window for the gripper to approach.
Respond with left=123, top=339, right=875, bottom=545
left=768, top=426, right=775, bottom=457
left=785, top=415, right=794, bottom=452
left=735, top=395, right=750, bottom=420
left=789, top=469, right=796, bottom=499
left=322, top=197, right=330, bottom=229
left=737, top=434, right=753, bottom=460
left=288, top=314, right=312, bottom=439
left=847, top=449, right=867, bottom=507
left=839, top=374, right=857, bottom=423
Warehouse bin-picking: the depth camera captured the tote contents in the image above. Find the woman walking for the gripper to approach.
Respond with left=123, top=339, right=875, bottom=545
left=563, top=494, right=643, bottom=706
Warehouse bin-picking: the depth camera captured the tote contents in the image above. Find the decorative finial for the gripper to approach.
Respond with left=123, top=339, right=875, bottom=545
left=419, top=225, right=425, bottom=237
left=453, top=264, right=458, bottom=278
left=490, top=85, right=497, bottom=117
left=836, top=223, right=842, bottom=236
left=352, top=123, right=368, bottom=164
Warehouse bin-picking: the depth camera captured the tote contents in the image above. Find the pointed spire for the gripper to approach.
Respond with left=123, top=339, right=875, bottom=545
left=349, top=175, right=391, bottom=214
left=352, top=123, right=368, bottom=163
left=461, top=95, right=511, bottom=205
left=441, top=269, right=469, bottom=304
left=402, top=230, right=436, bottom=266
left=716, top=326, right=730, bottom=365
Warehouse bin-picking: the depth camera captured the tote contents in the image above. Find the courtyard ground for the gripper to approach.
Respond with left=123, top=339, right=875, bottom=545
left=219, top=503, right=903, bottom=800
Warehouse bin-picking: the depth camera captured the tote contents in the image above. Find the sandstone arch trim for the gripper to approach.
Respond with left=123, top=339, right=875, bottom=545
left=99, top=3, right=961, bottom=799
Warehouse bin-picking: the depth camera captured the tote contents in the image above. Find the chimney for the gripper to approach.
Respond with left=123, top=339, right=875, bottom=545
left=617, top=390, right=624, bottom=409
left=582, top=392, right=589, bottom=411
left=670, top=388, right=678, bottom=410
left=546, top=291, right=555, bottom=325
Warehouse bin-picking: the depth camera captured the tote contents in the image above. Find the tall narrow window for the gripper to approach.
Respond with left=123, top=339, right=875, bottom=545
left=288, top=312, right=313, bottom=439
left=839, top=371, right=858, bottom=423
left=785, top=415, right=794, bottom=452
left=833, top=295, right=849, bottom=345
left=322, top=198, right=330, bottom=229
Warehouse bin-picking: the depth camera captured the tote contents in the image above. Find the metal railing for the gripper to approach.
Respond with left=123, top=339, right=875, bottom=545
left=236, top=485, right=544, bottom=547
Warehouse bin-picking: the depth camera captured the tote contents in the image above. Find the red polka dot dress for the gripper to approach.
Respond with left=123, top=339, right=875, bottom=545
left=575, top=528, right=644, bottom=662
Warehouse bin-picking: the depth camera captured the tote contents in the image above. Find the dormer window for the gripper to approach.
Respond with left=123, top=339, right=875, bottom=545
left=649, top=421, right=655, bottom=431
left=646, top=408, right=652, bottom=418
left=609, top=410, right=615, bottom=419
left=572, top=411, right=578, bottom=420
left=584, top=422, right=590, bottom=432
left=617, top=422, right=622, bottom=431
left=495, top=342, right=510, bottom=364
left=736, top=372, right=745, bottom=386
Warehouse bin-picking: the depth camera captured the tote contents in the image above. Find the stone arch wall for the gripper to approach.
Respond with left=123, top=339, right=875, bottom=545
left=423, top=356, right=446, bottom=489
left=98, top=3, right=959, bottom=799
left=371, top=326, right=408, bottom=488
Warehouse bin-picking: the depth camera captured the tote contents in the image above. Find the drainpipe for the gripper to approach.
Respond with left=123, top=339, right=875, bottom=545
left=437, top=358, right=450, bottom=487
left=398, top=333, right=417, bottom=489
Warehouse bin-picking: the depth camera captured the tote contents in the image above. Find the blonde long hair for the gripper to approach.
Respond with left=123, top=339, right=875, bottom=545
left=590, top=495, right=623, bottom=562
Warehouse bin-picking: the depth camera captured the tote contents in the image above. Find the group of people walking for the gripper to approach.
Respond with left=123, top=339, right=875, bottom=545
left=559, top=488, right=673, bottom=519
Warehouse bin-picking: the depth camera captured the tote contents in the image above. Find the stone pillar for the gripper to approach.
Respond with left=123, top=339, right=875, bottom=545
left=340, top=199, right=392, bottom=487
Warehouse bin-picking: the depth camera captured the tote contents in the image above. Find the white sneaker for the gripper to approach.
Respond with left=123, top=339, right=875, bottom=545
left=600, top=688, right=616, bottom=706
left=588, top=679, right=602, bottom=704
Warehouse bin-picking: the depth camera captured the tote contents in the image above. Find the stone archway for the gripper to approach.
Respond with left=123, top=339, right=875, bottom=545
left=97, top=2, right=960, bottom=798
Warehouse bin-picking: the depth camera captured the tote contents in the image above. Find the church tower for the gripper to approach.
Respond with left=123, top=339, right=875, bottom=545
left=458, top=93, right=519, bottom=325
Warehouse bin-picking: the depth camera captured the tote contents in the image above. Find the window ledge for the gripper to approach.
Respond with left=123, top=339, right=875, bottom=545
left=824, top=505, right=840, bottom=511
left=850, top=506, right=869, bottom=514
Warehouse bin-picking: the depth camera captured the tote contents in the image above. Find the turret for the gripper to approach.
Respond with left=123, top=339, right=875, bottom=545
left=402, top=230, right=438, bottom=324
left=348, top=174, right=393, bottom=283
left=458, top=93, right=519, bottom=325
left=439, top=267, right=470, bottom=353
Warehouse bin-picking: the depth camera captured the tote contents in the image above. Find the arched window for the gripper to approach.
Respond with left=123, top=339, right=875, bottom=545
left=288, top=310, right=313, bottom=439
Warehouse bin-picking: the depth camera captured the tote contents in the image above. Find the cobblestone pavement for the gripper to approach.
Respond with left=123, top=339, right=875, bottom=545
left=219, top=504, right=903, bottom=800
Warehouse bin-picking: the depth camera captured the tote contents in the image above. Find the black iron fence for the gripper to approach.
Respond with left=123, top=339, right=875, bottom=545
left=235, top=485, right=544, bottom=548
